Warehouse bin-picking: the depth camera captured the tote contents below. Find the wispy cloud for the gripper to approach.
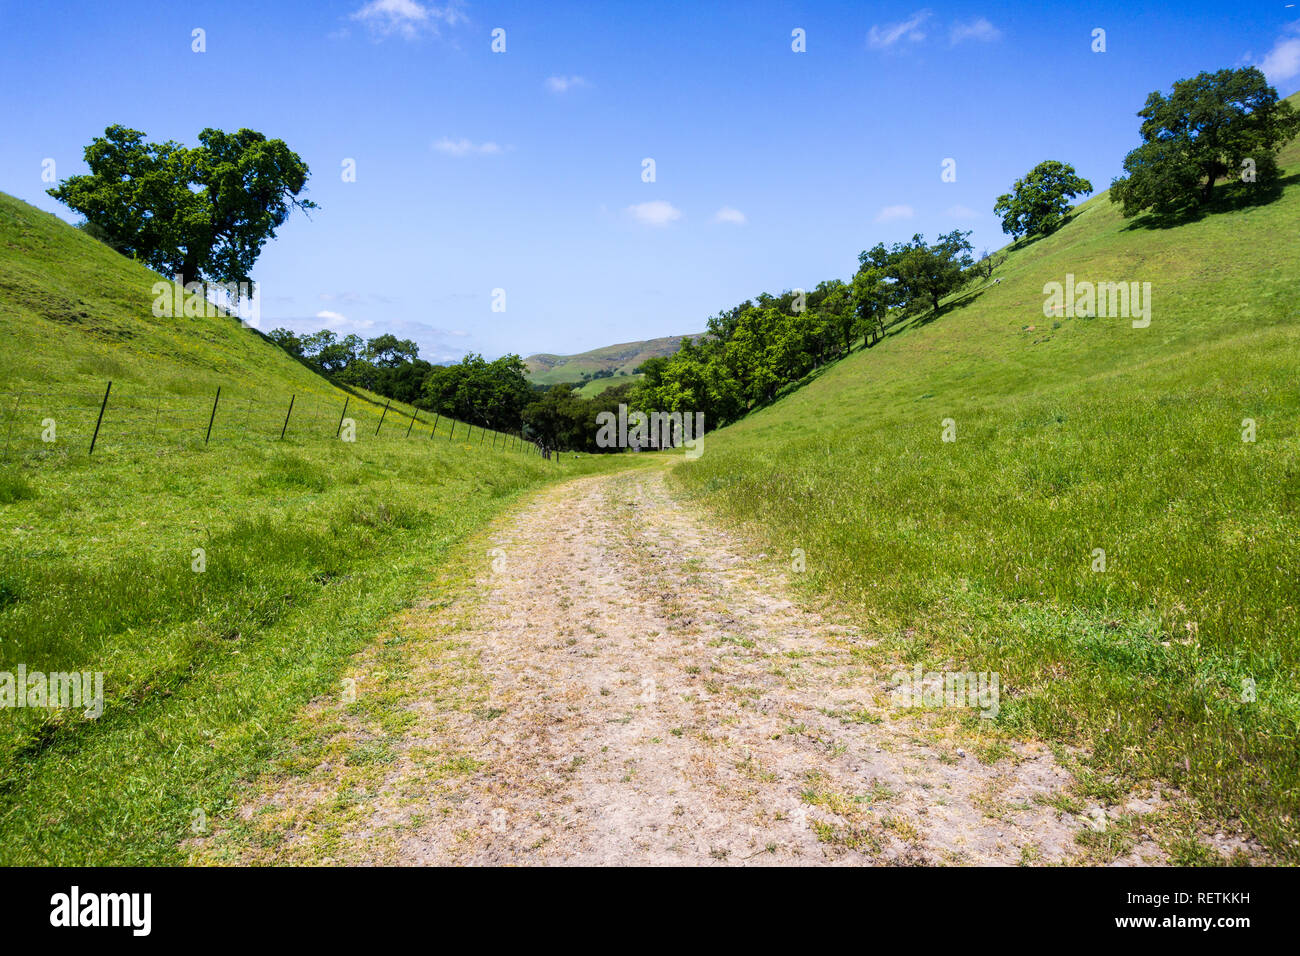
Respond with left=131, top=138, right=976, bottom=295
left=433, top=137, right=504, bottom=156
left=875, top=204, right=914, bottom=223
left=945, top=204, right=979, bottom=220
left=312, top=309, right=376, bottom=332
left=627, top=200, right=682, bottom=226
left=712, top=207, right=747, bottom=225
left=868, top=10, right=931, bottom=49
left=349, top=0, right=466, bottom=40
left=950, top=17, right=1001, bottom=45
left=1259, top=21, right=1300, bottom=84
left=545, top=75, right=588, bottom=94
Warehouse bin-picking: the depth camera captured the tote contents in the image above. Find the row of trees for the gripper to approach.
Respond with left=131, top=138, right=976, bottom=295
left=264, top=327, right=638, bottom=450
left=267, top=329, right=431, bottom=405
left=631, top=228, right=980, bottom=429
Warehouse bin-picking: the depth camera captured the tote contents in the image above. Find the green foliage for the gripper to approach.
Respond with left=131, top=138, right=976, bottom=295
left=522, top=380, right=640, bottom=451
left=634, top=232, right=976, bottom=434
left=268, top=328, right=432, bottom=404
left=994, top=160, right=1094, bottom=238
left=48, top=125, right=316, bottom=286
left=861, top=230, right=976, bottom=318
left=1109, top=67, right=1300, bottom=217
left=422, top=353, right=533, bottom=432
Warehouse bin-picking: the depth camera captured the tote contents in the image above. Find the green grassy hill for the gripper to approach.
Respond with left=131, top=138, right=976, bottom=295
left=671, top=117, right=1300, bottom=860
left=575, top=371, right=644, bottom=398
left=526, top=333, right=699, bottom=386
left=0, top=193, right=620, bottom=864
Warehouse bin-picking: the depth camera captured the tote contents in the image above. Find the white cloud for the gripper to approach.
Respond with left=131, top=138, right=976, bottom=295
left=712, top=207, right=747, bottom=225
left=950, top=17, right=1001, bottom=45
left=945, top=204, right=979, bottom=220
left=1259, top=22, right=1300, bottom=84
left=433, top=137, right=504, bottom=156
left=545, top=75, right=588, bottom=94
left=874, top=204, right=914, bottom=223
left=627, top=200, right=682, bottom=226
left=308, top=310, right=377, bottom=333
left=350, top=0, right=466, bottom=39
left=868, top=10, right=930, bottom=49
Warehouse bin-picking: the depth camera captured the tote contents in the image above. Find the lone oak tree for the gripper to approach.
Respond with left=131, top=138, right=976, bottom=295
left=1109, top=67, right=1299, bottom=217
left=993, top=160, right=1094, bottom=239
left=48, top=125, right=317, bottom=288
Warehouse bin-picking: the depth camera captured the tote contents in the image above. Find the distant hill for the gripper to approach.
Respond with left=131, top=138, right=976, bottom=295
left=525, top=333, right=701, bottom=387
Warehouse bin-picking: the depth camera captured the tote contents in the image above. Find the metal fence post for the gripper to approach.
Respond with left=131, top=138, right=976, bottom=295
left=205, top=386, right=221, bottom=445
left=280, top=394, right=295, bottom=440
left=88, top=382, right=110, bottom=455
left=336, top=396, right=350, bottom=438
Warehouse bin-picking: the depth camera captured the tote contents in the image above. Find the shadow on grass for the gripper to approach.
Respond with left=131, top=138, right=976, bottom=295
left=1120, top=173, right=1297, bottom=231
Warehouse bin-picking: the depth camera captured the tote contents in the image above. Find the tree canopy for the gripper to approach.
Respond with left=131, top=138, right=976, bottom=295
left=422, top=353, right=534, bottom=432
left=49, top=125, right=316, bottom=287
left=1109, top=67, right=1299, bottom=217
left=993, top=160, right=1094, bottom=239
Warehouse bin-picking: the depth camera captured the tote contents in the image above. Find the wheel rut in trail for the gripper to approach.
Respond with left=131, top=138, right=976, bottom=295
left=197, top=466, right=1225, bottom=866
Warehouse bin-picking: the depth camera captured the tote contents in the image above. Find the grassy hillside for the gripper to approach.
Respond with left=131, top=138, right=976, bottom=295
left=526, top=333, right=699, bottom=386
left=576, top=371, right=644, bottom=398
left=671, top=126, right=1300, bottom=860
left=0, top=193, right=625, bottom=864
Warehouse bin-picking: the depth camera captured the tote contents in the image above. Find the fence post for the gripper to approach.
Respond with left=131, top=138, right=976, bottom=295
left=448, top=419, right=455, bottom=442
left=405, top=408, right=417, bottom=438
left=336, top=396, right=350, bottom=438
left=492, top=431, right=498, bottom=450
left=280, top=394, right=295, bottom=440
left=88, top=383, right=111, bottom=455
left=431, top=412, right=440, bottom=438
left=375, top=399, right=391, bottom=436
left=205, top=385, right=221, bottom=445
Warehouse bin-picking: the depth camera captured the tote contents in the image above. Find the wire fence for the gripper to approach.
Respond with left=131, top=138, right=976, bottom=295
left=0, top=381, right=560, bottom=463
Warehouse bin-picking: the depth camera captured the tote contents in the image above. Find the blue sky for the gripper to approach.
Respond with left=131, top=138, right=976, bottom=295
left=2, top=1, right=1298, bottom=362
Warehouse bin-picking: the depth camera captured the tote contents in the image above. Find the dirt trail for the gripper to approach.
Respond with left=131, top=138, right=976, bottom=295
left=203, top=465, right=1190, bottom=866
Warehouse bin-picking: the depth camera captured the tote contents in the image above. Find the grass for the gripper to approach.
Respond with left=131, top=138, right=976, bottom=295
left=669, top=113, right=1300, bottom=861
left=0, top=191, right=634, bottom=863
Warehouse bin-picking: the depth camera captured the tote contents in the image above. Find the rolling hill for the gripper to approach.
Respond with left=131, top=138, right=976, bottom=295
left=669, top=103, right=1300, bottom=860
left=525, top=333, right=700, bottom=387
left=0, top=192, right=617, bottom=864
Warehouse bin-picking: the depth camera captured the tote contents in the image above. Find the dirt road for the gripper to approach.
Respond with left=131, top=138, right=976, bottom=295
left=195, top=465, right=1186, bottom=865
